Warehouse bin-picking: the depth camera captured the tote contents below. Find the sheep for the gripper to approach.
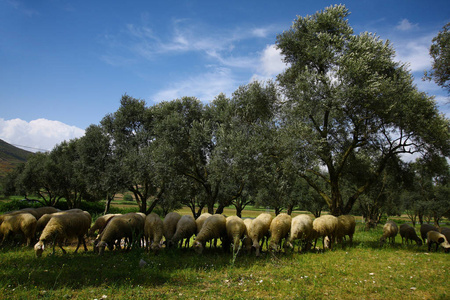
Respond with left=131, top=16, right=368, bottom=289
left=34, top=211, right=91, bottom=257
left=399, top=224, right=422, bottom=246
left=286, top=214, right=313, bottom=252
left=380, top=220, right=398, bottom=245
left=36, top=209, right=87, bottom=234
left=269, top=213, right=292, bottom=252
left=225, top=216, right=247, bottom=254
left=439, top=227, right=450, bottom=243
left=195, top=213, right=212, bottom=234
left=144, top=213, right=164, bottom=252
left=193, top=214, right=229, bottom=254
left=163, top=212, right=182, bottom=246
left=335, top=215, right=356, bottom=245
left=426, top=230, right=450, bottom=253
left=420, top=224, right=438, bottom=243
left=242, top=218, right=253, bottom=253
left=88, top=214, right=121, bottom=237
left=246, top=213, right=273, bottom=256
left=0, top=213, right=37, bottom=246
left=170, top=215, right=197, bottom=249
left=311, top=215, right=338, bottom=250
left=96, top=212, right=145, bottom=255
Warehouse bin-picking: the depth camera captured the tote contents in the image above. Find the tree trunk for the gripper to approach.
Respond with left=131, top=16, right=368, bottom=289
left=103, top=194, right=114, bottom=214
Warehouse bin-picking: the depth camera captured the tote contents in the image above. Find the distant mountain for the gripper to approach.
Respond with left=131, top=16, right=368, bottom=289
left=0, top=139, right=33, bottom=178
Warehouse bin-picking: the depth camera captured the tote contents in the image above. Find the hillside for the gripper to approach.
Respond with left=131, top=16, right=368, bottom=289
left=0, top=139, right=33, bottom=178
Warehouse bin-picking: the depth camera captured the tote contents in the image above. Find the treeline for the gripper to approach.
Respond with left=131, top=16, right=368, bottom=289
left=2, top=5, right=450, bottom=225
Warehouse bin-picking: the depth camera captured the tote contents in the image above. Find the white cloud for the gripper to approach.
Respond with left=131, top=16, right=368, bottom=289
left=394, top=38, right=432, bottom=73
left=152, top=67, right=236, bottom=102
left=396, top=19, right=418, bottom=31
left=0, top=118, right=85, bottom=152
left=259, top=44, right=286, bottom=76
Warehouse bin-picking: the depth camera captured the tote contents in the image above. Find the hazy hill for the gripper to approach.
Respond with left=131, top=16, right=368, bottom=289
left=0, top=139, right=33, bottom=178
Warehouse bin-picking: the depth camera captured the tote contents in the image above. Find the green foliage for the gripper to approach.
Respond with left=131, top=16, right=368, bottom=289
left=425, top=22, right=450, bottom=94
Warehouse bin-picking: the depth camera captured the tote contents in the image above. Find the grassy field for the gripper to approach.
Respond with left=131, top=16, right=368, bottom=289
left=0, top=220, right=449, bottom=300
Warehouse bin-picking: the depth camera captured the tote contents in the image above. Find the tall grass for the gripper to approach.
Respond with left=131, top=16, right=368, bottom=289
left=0, top=223, right=448, bottom=299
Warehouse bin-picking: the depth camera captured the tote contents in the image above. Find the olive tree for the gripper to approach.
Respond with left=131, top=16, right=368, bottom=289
left=276, top=5, right=450, bottom=216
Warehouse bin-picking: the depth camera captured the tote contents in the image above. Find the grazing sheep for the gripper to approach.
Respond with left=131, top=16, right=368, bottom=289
left=0, top=213, right=37, bottom=246
left=170, top=215, right=197, bottom=249
left=335, top=215, right=356, bottom=245
left=269, top=213, right=292, bottom=252
left=420, top=224, right=438, bottom=243
left=195, top=213, right=212, bottom=234
left=96, top=213, right=145, bottom=255
left=33, top=207, right=60, bottom=219
left=286, top=214, right=313, bottom=252
left=242, top=218, right=253, bottom=253
left=426, top=231, right=450, bottom=252
left=144, top=213, right=164, bottom=252
left=311, top=215, right=338, bottom=250
left=439, top=227, right=450, bottom=243
left=88, top=214, right=121, bottom=237
left=247, top=213, right=273, bottom=256
left=399, top=224, right=422, bottom=246
left=34, top=211, right=91, bottom=257
left=163, top=212, right=182, bottom=245
left=36, top=209, right=87, bottom=234
left=380, top=220, right=398, bottom=245
left=226, top=216, right=247, bottom=254
left=193, top=214, right=229, bottom=254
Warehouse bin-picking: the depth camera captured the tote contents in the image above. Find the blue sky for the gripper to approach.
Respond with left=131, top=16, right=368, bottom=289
left=0, top=0, right=449, bottom=152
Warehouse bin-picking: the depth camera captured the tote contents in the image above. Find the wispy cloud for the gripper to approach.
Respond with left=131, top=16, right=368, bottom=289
left=396, top=19, right=418, bottom=31
left=393, top=34, right=433, bottom=73
left=5, top=0, right=39, bottom=17
left=0, top=118, right=85, bottom=152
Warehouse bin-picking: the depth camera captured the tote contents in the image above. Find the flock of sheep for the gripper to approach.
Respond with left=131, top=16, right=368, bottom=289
left=0, top=206, right=449, bottom=257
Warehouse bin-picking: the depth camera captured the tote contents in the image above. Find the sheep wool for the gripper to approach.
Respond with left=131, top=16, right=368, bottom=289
left=247, top=213, right=273, bottom=256
left=193, top=214, right=228, bottom=254
left=269, top=213, right=292, bottom=252
left=0, top=212, right=37, bottom=246
left=195, top=213, right=212, bottom=234
left=226, top=216, right=247, bottom=254
left=427, top=231, right=450, bottom=252
left=420, top=224, right=438, bottom=243
left=34, top=211, right=91, bottom=257
left=335, top=215, right=356, bottom=244
left=163, top=212, right=182, bottom=243
left=144, top=213, right=164, bottom=252
left=399, top=224, right=422, bottom=246
left=170, top=215, right=197, bottom=248
left=88, top=214, right=121, bottom=237
left=287, top=214, right=313, bottom=252
left=311, top=215, right=338, bottom=250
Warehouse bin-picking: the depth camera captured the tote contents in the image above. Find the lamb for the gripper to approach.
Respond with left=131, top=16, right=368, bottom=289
left=193, top=214, right=229, bottom=254
left=195, top=213, right=212, bottom=234
left=88, top=214, right=122, bottom=237
left=286, top=214, right=313, bottom=252
left=426, top=230, right=450, bottom=252
left=380, top=220, right=398, bottom=245
left=311, top=215, right=338, bottom=250
left=0, top=212, right=37, bottom=246
left=225, top=216, right=247, bottom=254
left=96, top=212, right=145, bottom=255
left=170, top=215, right=197, bottom=248
left=34, top=211, right=91, bottom=257
left=335, top=215, right=356, bottom=245
left=399, top=223, right=422, bottom=246
left=269, top=213, right=292, bottom=252
left=420, top=224, right=438, bottom=243
left=144, top=213, right=164, bottom=252
left=247, top=213, right=273, bottom=256
left=163, top=212, right=182, bottom=246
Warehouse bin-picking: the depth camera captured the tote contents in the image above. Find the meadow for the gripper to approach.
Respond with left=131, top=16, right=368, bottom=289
left=0, top=217, right=448, bottom=300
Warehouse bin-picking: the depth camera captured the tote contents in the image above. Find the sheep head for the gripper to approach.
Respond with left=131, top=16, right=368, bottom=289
left=34, top=241, right=45, bottom=257
left=193, top=241, right=203, bottom=254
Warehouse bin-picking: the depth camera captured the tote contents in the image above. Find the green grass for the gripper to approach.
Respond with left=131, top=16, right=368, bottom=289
left=0, top=223, right=449, bottom=299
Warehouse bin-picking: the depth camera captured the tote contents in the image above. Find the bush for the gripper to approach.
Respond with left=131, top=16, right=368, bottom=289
left=123, top=194, right=134, bottom=202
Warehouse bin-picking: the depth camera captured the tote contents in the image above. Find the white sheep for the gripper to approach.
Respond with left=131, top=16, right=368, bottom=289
left=163, top=212, right=182, bottom=246
left=311, top=215, right=338, bottom=250
left=195, top=213, right=212, bottom=234
left=144, top=213, right=164, bottom=252
left=420, top=223, right=438, bottom=243
left=269, top=213, right=292, bottom=252
left=0, top=212, right=37, bottom=246
left=286, top=214, right=313, bottom=252
left=36, top=209, right=87, bottom=234
left=88, top=214, right=122, bottom=237
left=380, top=220, right=398, bottom=245
left=335, top=215, right=356, bottom=244
left=34, top=211, right=91, bottom=257
left=399, top=223, right=422, bottom=246
left=96, top=212, right=145, bottom=255
left=170, top=215, right=197, bottom=248
left=193, top=214, right=229, bottom=254
left=247, top=213, right=272, bottom=256
left=226, top=216, right=247, bottom=254
left=427, top=230, right=450, bottom=252
left=242, top=218, right=253, bottom=254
